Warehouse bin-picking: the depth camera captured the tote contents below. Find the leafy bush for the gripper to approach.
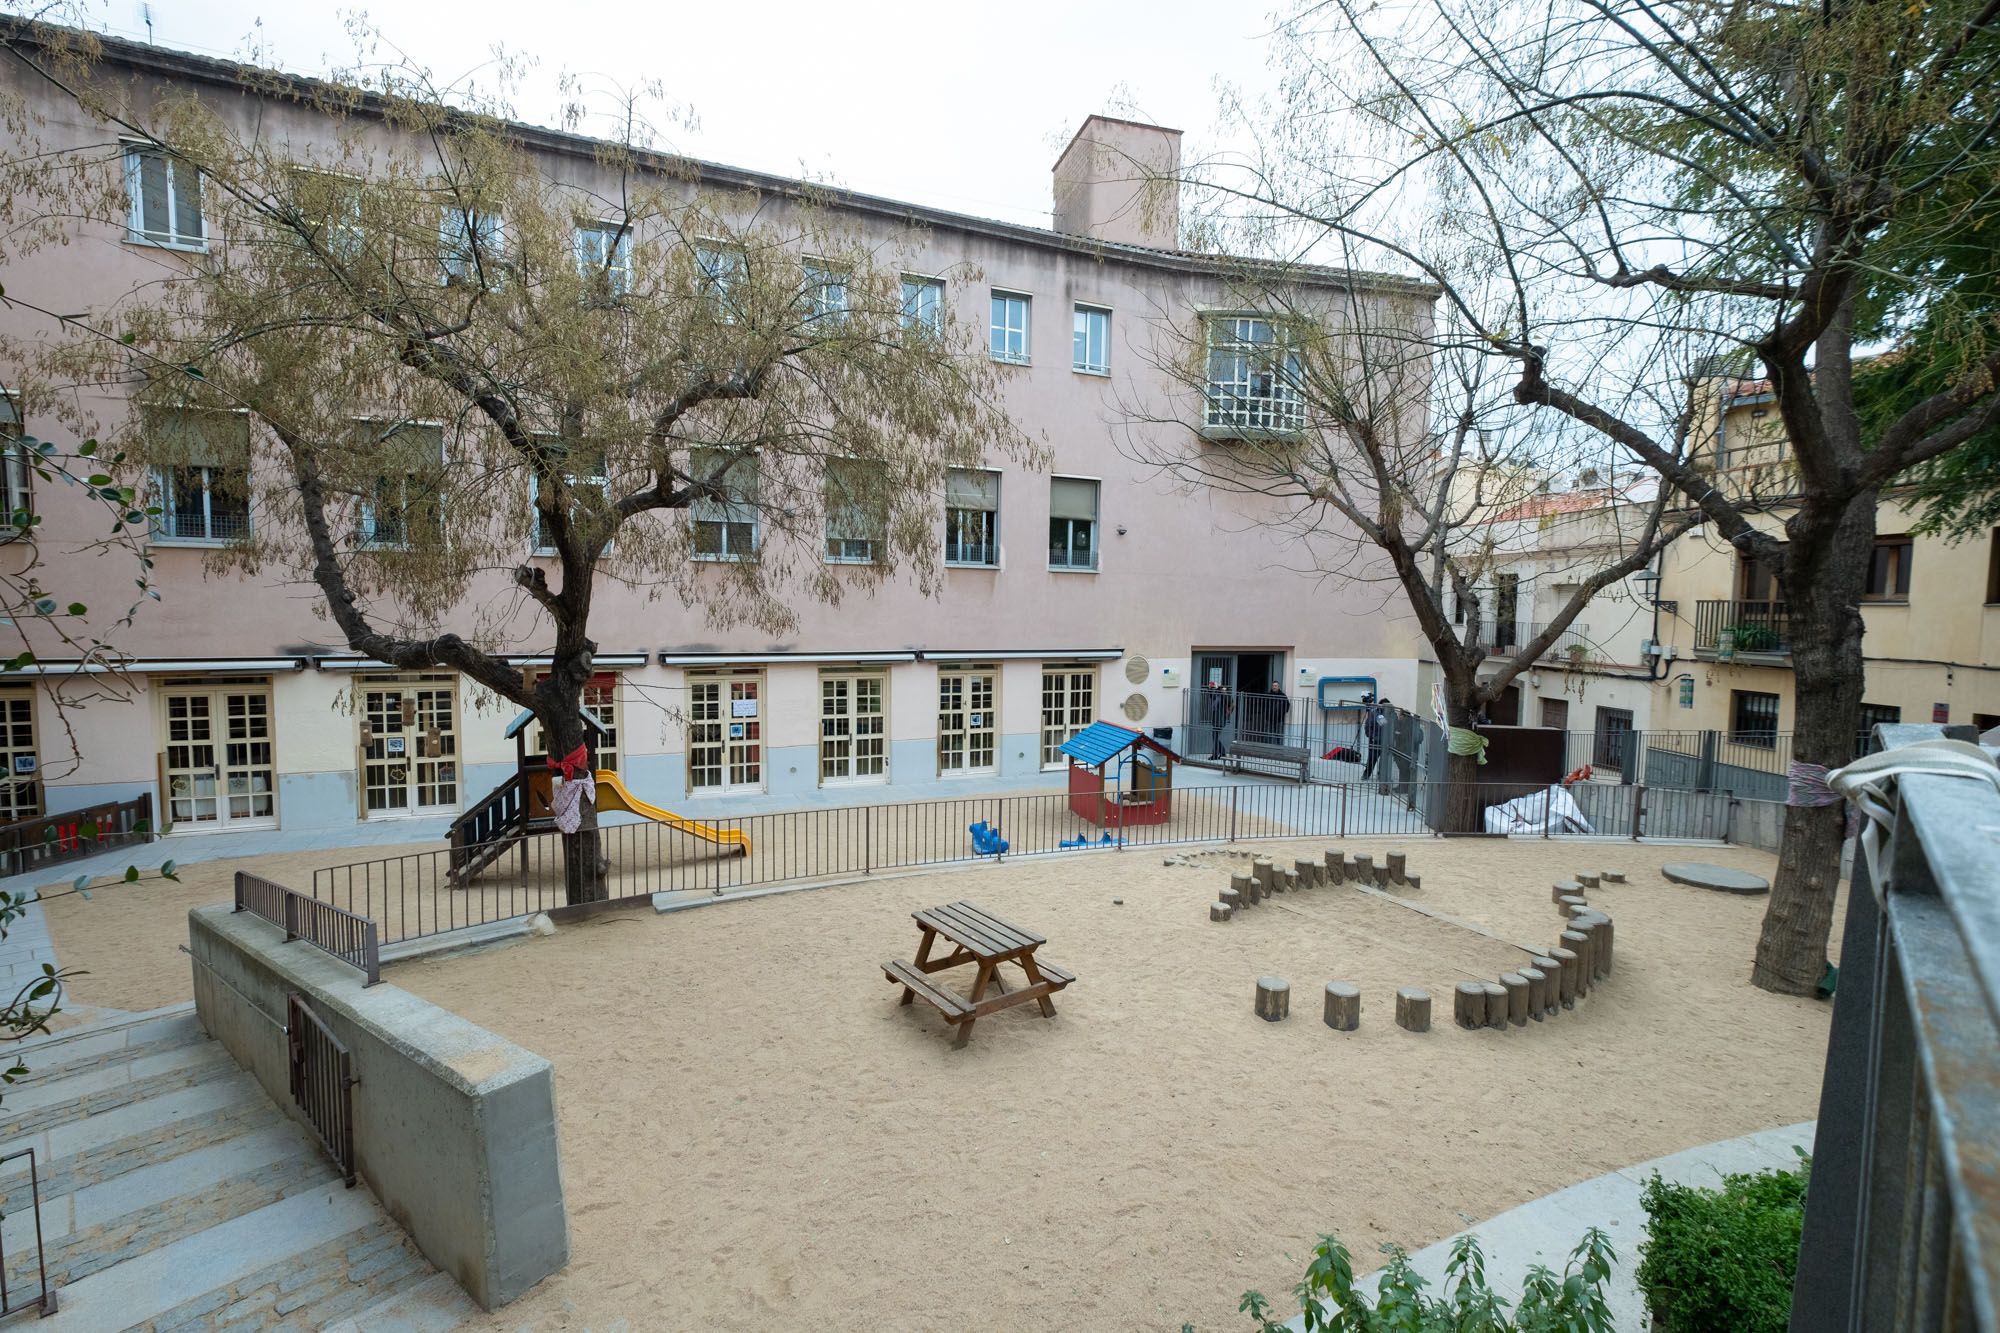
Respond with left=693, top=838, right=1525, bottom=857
left=1635, top=1153, right=1808, bottom=1333
left=1225, top=1228, right=1615, bottom=1333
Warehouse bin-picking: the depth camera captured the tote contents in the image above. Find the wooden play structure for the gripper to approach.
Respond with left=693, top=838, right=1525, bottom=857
left=1057, top=721, right=1180, bottom=831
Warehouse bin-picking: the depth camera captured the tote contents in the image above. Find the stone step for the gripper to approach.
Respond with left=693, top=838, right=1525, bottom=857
left=325, top=1269, right=478, bottom=1332
left=3, top=1120, right=337, bottom=1292
left=38, top=1176, right=385, bottom=1331
left=5, top=1007, right=205, bottom=1082
left=3, top=1040, right=238, bottom=1134
left=1, top=1071, right=275, bottom=1202
left=148, top=1212, right=438, bottom=1332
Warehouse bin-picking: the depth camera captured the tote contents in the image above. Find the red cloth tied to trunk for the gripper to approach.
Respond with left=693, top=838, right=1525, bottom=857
left=547, top=744, right=590, bottom=780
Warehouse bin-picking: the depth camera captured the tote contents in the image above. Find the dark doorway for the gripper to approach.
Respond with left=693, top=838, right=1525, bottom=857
left=1488, top=685, right=1521, bottom=726
left=1594, top=706, right=1635, bottom=773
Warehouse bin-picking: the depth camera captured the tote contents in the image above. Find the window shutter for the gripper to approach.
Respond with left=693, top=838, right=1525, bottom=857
left=1050, top=477, right=1097, bottom=520
left=946, top=468, right=998, bottom=511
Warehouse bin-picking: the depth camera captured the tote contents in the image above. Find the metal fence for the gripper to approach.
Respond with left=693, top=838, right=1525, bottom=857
left=308, top=778, right=1729, bottom=947
left=0, top=792, right=154, bottom=879
left=287, top=992, right=357, bottom=1188
left=235, top=871, right=381, bottom=985
left=1789, top=724, right=2000, bottom=1332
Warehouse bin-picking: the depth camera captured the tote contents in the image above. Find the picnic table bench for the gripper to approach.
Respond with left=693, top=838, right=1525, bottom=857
left=1229, top=738, right=1313, bottom=782
left=882, top=900, right=1074, bottom=1046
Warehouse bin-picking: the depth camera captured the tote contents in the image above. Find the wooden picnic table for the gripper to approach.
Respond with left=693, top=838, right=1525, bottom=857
left=881, top=900, right=1075, bottom=1047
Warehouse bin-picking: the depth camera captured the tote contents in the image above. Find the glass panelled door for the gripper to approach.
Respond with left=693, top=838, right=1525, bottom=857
left=938, top=670, right=996, bottom=777
left=689, top=676, right=763, bottom=794
left=361, top=675, right=458, bottom=816
left=166, top=682, right=276, bottom=829
left=1040, top=667, right=1095, bottom=769
left=0, top=690, right=41, bottom=822
left=820, top=673, right=886, bottom=784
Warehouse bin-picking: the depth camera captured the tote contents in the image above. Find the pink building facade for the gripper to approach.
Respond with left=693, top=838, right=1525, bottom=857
left=0, top=31, right=1425, bottom=838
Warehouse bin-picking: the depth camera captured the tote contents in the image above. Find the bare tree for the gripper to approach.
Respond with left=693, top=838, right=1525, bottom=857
left=0, top=26, right=1032, bottom=902
left=1182, top=0, right=2000, bottom=992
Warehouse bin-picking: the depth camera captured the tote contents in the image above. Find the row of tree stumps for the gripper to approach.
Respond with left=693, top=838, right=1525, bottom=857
left=1452, top=869, right=1623, bottom=1032
left=1228, top=847, right=1434, bottom=1034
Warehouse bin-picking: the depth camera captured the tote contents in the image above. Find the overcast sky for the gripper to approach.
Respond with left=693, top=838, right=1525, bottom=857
left=69, top=0, right=1286, bottom=230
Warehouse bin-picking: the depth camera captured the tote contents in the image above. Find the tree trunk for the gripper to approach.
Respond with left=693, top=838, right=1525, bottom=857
left=1440, top=682, right=1484, bottom=833
left=542, top=701, right=607, bottom=906
left=1751, top=493, right=1873, bottom=995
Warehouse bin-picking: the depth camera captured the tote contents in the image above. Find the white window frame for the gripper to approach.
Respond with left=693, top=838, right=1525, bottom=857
left=687, top=673, right=764, bottom=795
left=945, top=466, right=1000, bottom=568
left=990, top=290, right=1031, bottom=364
left=695, top=240, right=748, bottom=319
left=818, top=670, right=888, bottom=786
left=530, top=468, right=610, bottom=557
left=123, top=141, right=205, bottom=251
left=0, top=393, right=30, bottom=541
left=575, top=221, right=632, bottom=296
left=824, top=458, right=883, bottom=565
left=937, top=667, right=997, bottom=778
left=690, top=448, right=759, bottom=562
left=1040, top=666, right=1096, bottom=770
left=1048, top=475, right=1100, bottom=572
left=357, top=420, right=447, bottom=549
left=441, top=206, right=504, bottom=285
left=1072, top=303, right=1111, bottom=375
left=901, top=275, right=945, bottom=335
left=801, top=258, right=850, bottom=325
left=151, top=409, right=252, bottom=547
left=1203, top=314, right=1306, bottom=436
left=0, top=688, right=42, bottom=823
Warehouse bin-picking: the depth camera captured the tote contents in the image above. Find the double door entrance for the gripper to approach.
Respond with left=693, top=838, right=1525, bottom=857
left=163, top=683, right=276, bottom=829
left=359, top=676, right=460, bottom=816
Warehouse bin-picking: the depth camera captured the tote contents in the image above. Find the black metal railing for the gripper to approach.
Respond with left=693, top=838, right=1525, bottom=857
left=446, top=772, right=529, bottom=880
left=1790, top=724, right=2000, bottom=1332
left=309, top=778, right=1730, bottom=947
left=0, top=792, right=154, bottom=879
left=287, top=992, right=357, bottom=1187
left=235, top=871, right=381, bottom=985
left=0, top=1146, right=55, bottom=1317
left=1694, top=599, right=1792, bottom=655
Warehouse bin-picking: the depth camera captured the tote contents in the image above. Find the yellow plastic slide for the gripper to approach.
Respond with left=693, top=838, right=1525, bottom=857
left=593, top=770, right=751, bottom=855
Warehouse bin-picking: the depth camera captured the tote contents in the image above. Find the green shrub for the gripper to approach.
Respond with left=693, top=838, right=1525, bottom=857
left=1635, top=1153, right=1809, bottom=1332
left=1225, top=1228, right=1615, bottom=1333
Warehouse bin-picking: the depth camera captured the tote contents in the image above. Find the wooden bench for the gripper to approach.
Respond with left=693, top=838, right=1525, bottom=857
left=882, top=958, right=974, bottom=1023
left=885, top=900, right=1076, bottom=1045
left=1230, top=739, right=1312, bottom=782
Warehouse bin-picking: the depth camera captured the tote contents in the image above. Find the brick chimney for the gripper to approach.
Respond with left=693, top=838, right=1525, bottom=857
left=1052, top=115, right=1182, bottom=250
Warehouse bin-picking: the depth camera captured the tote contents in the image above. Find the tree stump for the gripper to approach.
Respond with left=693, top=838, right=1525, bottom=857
left=1594, top=917, right=1614, bottom=975
left=1520, top=967, right=1548, bottom=1021
left=1601, top=870, right=1627, bottom=884
left=1576, top=870, right=1602, bottom=889
left=1551, top=879, right=1582, bottom=903
left=1481, top=982, right=1509, bottom=1030
left=1323, top=981, right=1361, bottom=1031
left=1254, top=976, right=1291, bottom=1022
left=1220, top=886, right=1243, bottom=912
left=1294, top=858, right=1318, bottom=889
left=1396, top=987, right=1431, bottom=1033
left=1385, top=850, right=1408, bottom=885
left=1501, top=972, right=1530, bottom=1026
left=1351, top=854, right=1374, bottom=885
left=1252, top=858, right=1278, bottom=900
left=1548, top=946, right=1579, bottom=1007
left=1324, top=849, right=1345, bottom=883
left=1454, top=981, right=1486, bottom=1029
left=1531, top=957, right=1564, bottom=1016
left=1404, top=874, right=1421, bottom=892
left=1559, top=895, right=1590, bottom=918
left=1283, top=869, right=1301, bottom=893
left=1210, top=901, right=1234, bottom=923
left=1560, top=929, right=1593, bottom=996
left=1230, top=872, right=1254, bottom=907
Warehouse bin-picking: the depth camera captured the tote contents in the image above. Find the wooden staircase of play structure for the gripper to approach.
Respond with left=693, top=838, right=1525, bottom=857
left=445, top=772, right=533, bottom=884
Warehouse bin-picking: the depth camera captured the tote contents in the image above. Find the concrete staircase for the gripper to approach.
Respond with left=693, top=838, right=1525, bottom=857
left=2, top=1005, right=477, bottom=1331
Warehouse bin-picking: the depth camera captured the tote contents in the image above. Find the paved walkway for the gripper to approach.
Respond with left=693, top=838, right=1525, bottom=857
left=1285, top=1120, right=1816, bottom=1330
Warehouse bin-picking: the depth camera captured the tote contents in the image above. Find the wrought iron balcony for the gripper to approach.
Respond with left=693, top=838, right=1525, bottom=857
left=1693, top=599, right=1792, bottom=656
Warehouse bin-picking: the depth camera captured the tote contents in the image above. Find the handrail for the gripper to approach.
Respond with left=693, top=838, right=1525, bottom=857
left=448, top=770, right=528, bottom=863
left=235, top=870, right=380, bottom=985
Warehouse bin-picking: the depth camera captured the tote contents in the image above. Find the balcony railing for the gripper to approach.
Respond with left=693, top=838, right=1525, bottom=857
left=1694, top=599, right=1792, bottom=656
left=1790, top=723, right=2000, bottom=1332
left=1456, top=620, right=1593, bottom=662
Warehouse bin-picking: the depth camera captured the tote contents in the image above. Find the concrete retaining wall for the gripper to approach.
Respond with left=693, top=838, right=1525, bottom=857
left=1727, top=797, right=1855, bottom=877
left=187, top=905, right=568, bottom=1310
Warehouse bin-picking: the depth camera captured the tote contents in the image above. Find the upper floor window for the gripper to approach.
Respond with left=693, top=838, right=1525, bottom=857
left=801, top=261, right=850, bottom=326
left=696, top=242, right=747, bottom=318
left=945, top=467, right=999, bottom=567
left=151, top=408, right=252, bottom=544
left=124, top=143, right=204, bottom=249
left=1073, top=305, right=1110, bottom=375
left=990, top=292, right=1031, bottom=364
left=1204, top=316, right=1304, bottom=435
left=1987, top=528, right=2000, bottom=604
left=575, top=223, right=632, bottom=296
left=1, top=394, right=30, bottom=540
left=441, top=208, right=503, bottom=285
left=1048, top=476, right=1099, bottom=570
left=824, top=458, right=884, bottom=565
left=690, top=447, right=759, bottom=561
left=1864, top=534, right=1912, bottom=601
left=530, top=439, right=609, bottom=556
left=289, top=168, right=364, bottom=261
left=357, top=421, right=446, bottom=548
left=901, top=276, right=944, bottom=336
left=1857, top=703, right=1901, bottom=750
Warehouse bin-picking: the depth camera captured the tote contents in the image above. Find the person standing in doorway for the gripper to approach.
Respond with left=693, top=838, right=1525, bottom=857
left=1202, top=681, right=1234, bottom=760
left=1261, top=681, right=1292, bottom=746
left=1362, top=696, right=1388, bottom=778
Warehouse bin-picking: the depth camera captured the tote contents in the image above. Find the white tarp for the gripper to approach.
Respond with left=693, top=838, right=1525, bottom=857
left=1483, top=783, right=1594, bottom=836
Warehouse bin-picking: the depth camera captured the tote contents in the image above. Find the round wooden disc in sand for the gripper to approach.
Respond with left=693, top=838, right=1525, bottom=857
left=1661, top=862, right=1770, bottom=895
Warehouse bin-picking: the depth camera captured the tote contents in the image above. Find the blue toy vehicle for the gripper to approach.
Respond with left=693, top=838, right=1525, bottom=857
left=968, top=821, right=1009, bottom=856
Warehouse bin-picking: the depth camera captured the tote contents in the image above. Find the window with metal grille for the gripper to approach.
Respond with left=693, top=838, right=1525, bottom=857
left=1203, top=316, right=1304, bottom=434
left=824, top=458, right=884, bottom=564
left=1729, top=690, right=1781, bottom=748
left=356, top=421, right=446, bottom=549
left=125, top=143, right=204, bottom=248
left=945, top=467, right=999, bottom=566
left=150, top=410, right=251, bottom=544
left=1, top=394, right=30, bottom=539
left=690, top=448, right=759, bottom=561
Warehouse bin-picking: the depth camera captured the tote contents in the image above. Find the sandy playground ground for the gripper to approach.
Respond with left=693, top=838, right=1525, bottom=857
left=374, top=836, right=1837, bottom=1332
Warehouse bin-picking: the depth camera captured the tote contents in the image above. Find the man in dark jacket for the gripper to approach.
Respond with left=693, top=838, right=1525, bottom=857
left=1252, top=682, right=1292, bottom=746
left=1201, top=681, right=1234, bottom=759
left=1362, top=698, right=1387, bottom=778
